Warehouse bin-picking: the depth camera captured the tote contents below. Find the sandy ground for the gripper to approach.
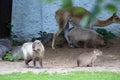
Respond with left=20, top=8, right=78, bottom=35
left=0, top=38, right=120, bottom=74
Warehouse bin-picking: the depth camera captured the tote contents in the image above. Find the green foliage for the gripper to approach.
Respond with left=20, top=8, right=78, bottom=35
left=14, top=54, right=23, bottom=61
left=58, top=31, right=64, bottom=37
left=6, top=22, right=13, bottom=30
left=61, top=0, right=73, bottom=10
left=3, top=51, right=23, bottom=61
left=6, top=22, right=23, bottom=46
left=12, top=39, right=22, bottom=46
left=0, top=71, right=120, bottom=80
left=105, top=4, right=118, bottom=13
left=3, top=52, right=14, bottom=61
left=2, top=22, right=13, bottom=38
left=74, top=7, right=87, bottom=15
left=96, top=28, right=116, bottom=41
left=7, top=30, right=22, bottom=46
left=10, top=38, right=22, bottom=46
left=55, top=31, right=65, bottom=48
left=80, top=15, right=90, bottom=28
left=38, top=31, right=47, bottom=37
left=32, top=31, right=47, bottom=42
left=31, top=37, right=36, bottom=42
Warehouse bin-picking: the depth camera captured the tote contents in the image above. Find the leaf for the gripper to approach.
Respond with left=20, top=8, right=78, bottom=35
left=61, top=0, right=73, bottom=10
left=105, top=4, right=118, bottom=13
left=4, top=52, right=14, bottom=61
left=80, top=15, right=89, bottom=28
left=74, top=7, right=87, bottom=15
left=47, top=0, right=56, bottom=3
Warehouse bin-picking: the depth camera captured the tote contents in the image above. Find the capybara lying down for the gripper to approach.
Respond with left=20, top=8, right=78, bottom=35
left=77, top=49, right=102, bottom=67
left=21, top=40, right=45, bottom=69
left=67, top=27, right=104, bottom=48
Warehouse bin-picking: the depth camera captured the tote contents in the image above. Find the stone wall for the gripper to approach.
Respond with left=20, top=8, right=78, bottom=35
left=12, top=0, right=120, bottom=41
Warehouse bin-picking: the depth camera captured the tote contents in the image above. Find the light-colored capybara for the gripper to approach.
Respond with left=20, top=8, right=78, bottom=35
left=77, top=49, right=102, bottom=67
left=67, top=27, right=104, bottom=48
left=21, top=40, right=45, bottom=69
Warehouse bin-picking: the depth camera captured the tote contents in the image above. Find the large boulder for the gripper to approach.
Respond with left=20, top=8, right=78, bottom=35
left=0, top=39, right=12, bottom=59
left=10, top=46, right=23, bottom=60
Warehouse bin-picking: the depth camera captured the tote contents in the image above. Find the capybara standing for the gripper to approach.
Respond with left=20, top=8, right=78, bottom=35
left=77, top=49, right=102, bottom=67
left=68, top=27, right=104, bottom=48
left=21, top=40, right=45, bottom=69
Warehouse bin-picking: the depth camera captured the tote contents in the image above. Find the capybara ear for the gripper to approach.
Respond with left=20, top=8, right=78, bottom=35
left=34, top=40, right=41, bottom=44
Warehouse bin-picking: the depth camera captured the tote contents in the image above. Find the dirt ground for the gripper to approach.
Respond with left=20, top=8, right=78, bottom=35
left=0, top=38, right=120, bottom=74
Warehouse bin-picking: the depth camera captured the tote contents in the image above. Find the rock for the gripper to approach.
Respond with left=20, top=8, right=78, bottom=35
left=0, top=39, right=12, bottom=59
left=0, top=39, right=12, bottom=50
left=10, top=46, right=23, bottom=60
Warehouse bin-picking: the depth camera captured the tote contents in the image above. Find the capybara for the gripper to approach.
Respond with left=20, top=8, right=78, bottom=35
left=21, top=40, right=45, bottom=69
left=77, top=49, right=102, bottom=67
left=68, top=27, right=104, bottom=48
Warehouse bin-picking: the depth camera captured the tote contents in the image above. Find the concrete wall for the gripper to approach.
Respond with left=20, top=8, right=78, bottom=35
left=12, top=0, right=120, bottom=41
left=12, top=0, right=43, bottom=41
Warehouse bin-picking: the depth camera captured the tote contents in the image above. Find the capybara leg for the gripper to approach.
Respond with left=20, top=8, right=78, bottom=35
left=39, top=58, right=43, bottom=69
left=77, top=60, right=80, bottom=67
left=84, top=41, right=88, bottom=48
left=68, top=41, right=74, bottom=48
left=25, top=59, right=32, bottom=68
left=33, top=59, right=37, bottom=68
left=73, top=41, right=80, bottom=48
left=87, top=64, right=92, bottom=67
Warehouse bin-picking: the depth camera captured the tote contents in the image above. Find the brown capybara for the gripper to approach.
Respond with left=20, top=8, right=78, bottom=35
left=68, top=27, right=104, bottom=48
left=77, top=49, right=102, bottom=67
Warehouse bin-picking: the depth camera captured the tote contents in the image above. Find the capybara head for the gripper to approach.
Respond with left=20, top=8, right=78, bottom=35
left=32, top=40, right=42, bottom=52
left=93, top=49, right=102, bottom=56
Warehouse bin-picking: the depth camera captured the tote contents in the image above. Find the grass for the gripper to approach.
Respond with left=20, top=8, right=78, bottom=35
left=0, top=71, right=120, bottom=80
